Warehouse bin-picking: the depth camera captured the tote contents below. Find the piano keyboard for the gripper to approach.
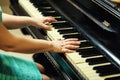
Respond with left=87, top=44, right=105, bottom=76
left=18, top=0, right=120, bottom=80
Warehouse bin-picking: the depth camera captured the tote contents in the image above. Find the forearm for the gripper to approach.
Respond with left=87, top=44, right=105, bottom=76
left=14, top=38, right=53, bottom=53
left=2, top=13, right=34, bottom=29
left=1, top=36, right=53, bottom=53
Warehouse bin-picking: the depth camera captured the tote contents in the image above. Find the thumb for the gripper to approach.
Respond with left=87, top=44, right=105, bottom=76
left=40, top=23, right=52, bottom=31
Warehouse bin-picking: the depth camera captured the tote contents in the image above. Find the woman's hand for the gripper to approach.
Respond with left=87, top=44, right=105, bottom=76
left=111, top=0, right=120, bottom=3
left=31, top=16, right=57, bottom=30
left=50, top=38, right=80, bottom=53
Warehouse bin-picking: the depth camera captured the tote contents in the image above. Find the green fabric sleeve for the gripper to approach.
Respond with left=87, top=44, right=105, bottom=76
left=0, top=7, right=2, bottom=23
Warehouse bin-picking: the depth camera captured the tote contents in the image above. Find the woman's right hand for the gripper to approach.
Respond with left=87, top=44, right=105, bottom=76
left=50, top=38, right=80, bottom=53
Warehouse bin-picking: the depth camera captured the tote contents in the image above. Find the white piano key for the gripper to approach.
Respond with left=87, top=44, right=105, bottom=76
left=18, top=0, right=64, bottom=40
left=65, top=52, right=86, bottom=63
left=19, top=0, right=43, bottom=18
left=76, top=63, right=104, bottom=80
left=82, top=63, right=111, bottom=72
left=66, top=52, right=103, bottom=63
left=47, top=28, right=63, bottom=40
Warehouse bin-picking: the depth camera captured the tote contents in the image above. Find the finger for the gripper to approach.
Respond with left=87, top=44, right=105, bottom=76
left=65, top=41, right=80, bottom=45
left=62, top=48, right=75, bottom=53
left=65, top=38, right=79, bottom=41
left=64, top=45, right=80, bottom=50
left=57, top=38, right=78, bottom=41
left=44, top=16, right=57, bottom=22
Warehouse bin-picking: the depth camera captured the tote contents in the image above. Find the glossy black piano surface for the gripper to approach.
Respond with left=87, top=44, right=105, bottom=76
left=10, top=0, right=120, bottom=80
left=93, top=0, right=120, bottom=19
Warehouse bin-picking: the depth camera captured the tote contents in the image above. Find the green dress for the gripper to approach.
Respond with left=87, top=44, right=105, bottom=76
left=0, top=7, right=42, bottom=80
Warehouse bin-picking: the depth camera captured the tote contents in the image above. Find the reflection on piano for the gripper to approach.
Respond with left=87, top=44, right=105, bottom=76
left=109, top=0, right=120, bottom=5
left=10, top=0, right=120, bottom=80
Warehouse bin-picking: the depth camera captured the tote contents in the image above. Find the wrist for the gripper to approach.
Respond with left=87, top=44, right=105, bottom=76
left=48, top=41, right=54, bottom=52
left=26, top=17, right=34, bottom=26
left=48, top=41, right=62, bottom=52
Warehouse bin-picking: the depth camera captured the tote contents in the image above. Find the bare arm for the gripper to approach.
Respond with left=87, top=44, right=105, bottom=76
left=2, top=13, right=57, bottom=30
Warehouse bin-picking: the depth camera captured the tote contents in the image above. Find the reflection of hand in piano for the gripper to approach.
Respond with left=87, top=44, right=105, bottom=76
left=111, top=0, right=120, bottom=3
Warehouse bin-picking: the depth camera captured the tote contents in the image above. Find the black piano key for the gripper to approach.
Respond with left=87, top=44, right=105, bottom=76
left=80, top=41, right=92, bottom=47
left=93, top=64, right=120, bottom=76
left=105, top=76, right=120, bottom=80
left=42, top=11, right=60, bottom=16
left=57, top=27, right=74, bottom=30
left=55, top=17, right=65, bottom=21
left=42, top=10, right=56, bottom=13
left=52, top=22, right=72, bottom=29
left=62, top=32, right=86, bottom=40
left=58, top=28, right=77, bottom=34
left=40, top=2, right=51, bottom=6
left=31, top=1, right=55, bottom=14
left=30, top=0, right=51, bottom=7
left=77, top=48, right=101, bottom=57
left=32, top=1, right=51, bottom=7
left=86, top=57, right=109, bottom=65
left=30, top=0, right=41, bottom=3
left=63, top=33, right=81, bottom=39
left=38, top=7, right=55, bottom=12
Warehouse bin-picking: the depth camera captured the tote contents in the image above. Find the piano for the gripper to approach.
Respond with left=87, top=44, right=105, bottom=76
left=10, top=0, right=120, bottom=80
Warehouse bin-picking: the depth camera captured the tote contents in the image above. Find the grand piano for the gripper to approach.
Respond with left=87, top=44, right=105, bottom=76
left=10, top=0, right=120, bottom=80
